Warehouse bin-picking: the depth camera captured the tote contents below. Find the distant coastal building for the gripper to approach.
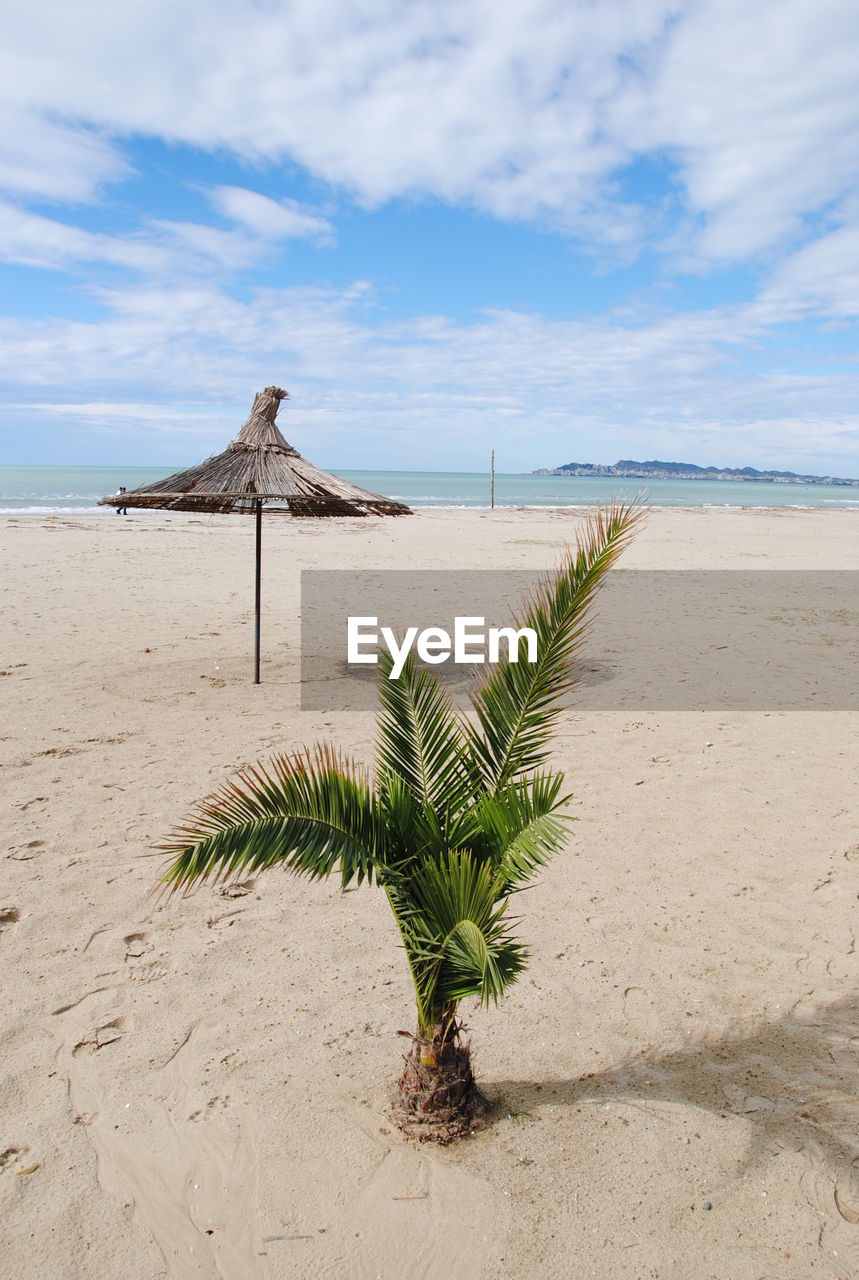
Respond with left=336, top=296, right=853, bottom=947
left=534, top=459, right=859, bottom=486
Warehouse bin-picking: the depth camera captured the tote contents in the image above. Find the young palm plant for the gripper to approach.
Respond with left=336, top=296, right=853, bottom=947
left=160, top=499, right=644, bottom=1141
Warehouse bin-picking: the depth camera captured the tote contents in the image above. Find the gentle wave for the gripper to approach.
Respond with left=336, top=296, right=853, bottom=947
left=0, top=505, right=110, bottom=515
left=0, top=492, right=114, bottom=500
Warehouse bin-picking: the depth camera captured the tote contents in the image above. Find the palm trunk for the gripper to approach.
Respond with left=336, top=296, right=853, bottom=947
left=392, top=1020, right=478, bottom=1142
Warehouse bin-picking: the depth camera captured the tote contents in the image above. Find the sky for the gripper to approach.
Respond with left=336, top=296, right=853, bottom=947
left=1, top=0, right=858, bottom=475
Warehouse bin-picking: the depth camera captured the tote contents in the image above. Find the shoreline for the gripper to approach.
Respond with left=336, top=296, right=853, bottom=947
left=2, top=498, right=859, bottom=516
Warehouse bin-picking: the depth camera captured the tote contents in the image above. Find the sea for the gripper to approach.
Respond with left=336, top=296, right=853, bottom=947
left=1, top=464, right=857, bottom=514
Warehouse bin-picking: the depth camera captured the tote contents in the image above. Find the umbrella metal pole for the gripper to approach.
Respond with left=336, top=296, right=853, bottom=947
left=254, top=499, right=262, bottom=684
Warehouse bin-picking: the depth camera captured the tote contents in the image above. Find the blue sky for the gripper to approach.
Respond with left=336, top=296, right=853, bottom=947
left=1, top=0, right=858, bottom=475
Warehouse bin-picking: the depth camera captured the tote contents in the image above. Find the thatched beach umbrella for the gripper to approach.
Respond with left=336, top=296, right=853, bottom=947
left=101, top=386, right=411, bottom=681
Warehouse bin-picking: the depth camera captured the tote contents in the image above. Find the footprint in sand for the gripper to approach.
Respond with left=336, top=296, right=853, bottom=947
left=9, top=839, right=43, bottom=861
left=130, top=960, right=173, bottom=985
left=0, top=1146, right=28, bottom=1172
left=622, top=985, right=651, bottom=1020
left=219, top=880, right=256, bottom=899
left=206, top=908, right=246, bottom=929
left=122, top=930, right=173, bottom=983
left=188, top=1095, right=232, bottom=1122
left=73, top=1015, right=133, bottom=1054
left=123, top=930, right=153, bottom=960
left=796, top=952, right=829, bottom=981
left=0, top=906, right=21, bottom=934
left=835, top=1176, right=859, bottom=1225
left=16, top=797, right=48, bottom=812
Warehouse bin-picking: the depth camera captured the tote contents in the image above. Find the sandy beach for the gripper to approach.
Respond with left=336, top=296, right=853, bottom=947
left=1, top=505, right=857, bottom=1280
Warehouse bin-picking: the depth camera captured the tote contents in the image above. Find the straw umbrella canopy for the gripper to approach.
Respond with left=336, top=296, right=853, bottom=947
left=100, top=386, right=411, bottom=681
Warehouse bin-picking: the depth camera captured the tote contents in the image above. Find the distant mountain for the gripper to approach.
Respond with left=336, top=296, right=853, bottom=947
left=534, top=459, right=859, bottom=485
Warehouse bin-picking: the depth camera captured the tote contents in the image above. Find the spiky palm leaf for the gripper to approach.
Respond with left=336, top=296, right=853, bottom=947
left=466, top=497, right=645, bottom=789
left=160, top=746, right=385, bottom=892
left=475, top=771, right=571, bottom=892
left=376, top=647, right=478, bottom=821
left=393, top=851, right=528, bottom=1028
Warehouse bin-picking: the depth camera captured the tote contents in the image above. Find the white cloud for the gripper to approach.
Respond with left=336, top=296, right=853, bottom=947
left=0, top=200, right=288, bottom=275
left=0, top=278, right=855, bottom=473
left=0, top=106, right=127, bottom=202
left=611, top=0, right=859, bottom=261
left=0, top=199, right=165, bottom=272
left=24, top=401, right=231, bottom=433
left=3, top=1, right=858, bottom=260
left=209, top=187, right=334, bottom=243
left=753, top=221, right=859, bottom=322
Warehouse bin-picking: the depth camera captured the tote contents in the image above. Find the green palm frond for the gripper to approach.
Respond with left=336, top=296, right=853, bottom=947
left=376, top=769, right=422, bottom=863
left=467, top=497, right=645, bottom=789
left=376, top=769, right=465, bottom=873
left=407, top=848, right=498, bottom=934
left=474, top=771, right=571, bottom=892
left=160, top=745, right=385, bottom=892
left=376, top=648, right=478, bottom=821
left=396, top=851, right=528, bottom=1027
left=434, top=917, right=527, bottom=1008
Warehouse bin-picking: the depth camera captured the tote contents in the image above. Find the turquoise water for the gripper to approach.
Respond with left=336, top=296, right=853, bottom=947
left=0, top=464, right=857, bottom=513
left=350, top=470, right=859, bottom=509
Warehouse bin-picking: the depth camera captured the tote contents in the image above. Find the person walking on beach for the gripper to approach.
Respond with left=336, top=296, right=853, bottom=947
left=116, top=486, right=127, bottom=515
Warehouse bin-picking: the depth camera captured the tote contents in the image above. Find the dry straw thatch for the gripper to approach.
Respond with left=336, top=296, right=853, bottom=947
left=100, top=386, right=412, bottom=517
left=100, top=385, right=410, bottom=682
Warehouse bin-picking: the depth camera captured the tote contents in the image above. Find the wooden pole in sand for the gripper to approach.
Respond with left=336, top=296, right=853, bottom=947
left=490, top=450, right=495, bottom=509
left=254, top=498, right=262, bottom=684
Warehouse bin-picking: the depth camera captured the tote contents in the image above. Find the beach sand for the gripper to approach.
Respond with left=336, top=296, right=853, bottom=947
left=1, top=506, right=857, bottom=1280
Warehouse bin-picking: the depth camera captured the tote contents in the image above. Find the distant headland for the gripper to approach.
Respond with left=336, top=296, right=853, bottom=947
left=534, top=459, right=859, bottom=486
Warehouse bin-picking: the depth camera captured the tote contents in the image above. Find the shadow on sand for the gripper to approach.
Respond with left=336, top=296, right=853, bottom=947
left=486, top=990, right=859, bottom=1216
